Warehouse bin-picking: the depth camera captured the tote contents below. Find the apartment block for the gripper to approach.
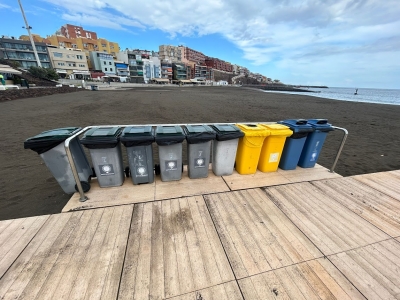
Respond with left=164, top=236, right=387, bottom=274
left=61, top=24, right=97, bottom=40
left=159, top=45, right=181, bottom=62
left=179, top=46, right=205, bottom=64
left=47, top=45, right=89, bottom=79
left=0, top=37, right=51, bottom=69
left=205, top=57, right=233, bottom=73
left=89, top=51, right=116, bottom=76
left=172, top=63, right=187, bottom=81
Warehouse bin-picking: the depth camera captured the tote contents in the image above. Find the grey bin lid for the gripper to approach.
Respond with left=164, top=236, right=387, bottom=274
left=155, top=125, right=185, bottom=146
left=211, top=124, right=244, bottom=141
left=120, top=126, right=154, bottom=147
left=24, top=127, right=81, bottom=154
left=80, top=126, right=122, bottom=149
left=184, top=125, right=216, bottom=144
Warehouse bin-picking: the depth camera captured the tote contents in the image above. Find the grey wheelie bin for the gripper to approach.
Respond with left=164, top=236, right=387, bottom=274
left=155, top=126, right=186, bottom=182
left=24, top=127, right=92, bottom=194
left=211, top=124, right=244, bottom=176
left=120, top=126, right=155, bottom=185
left=184, top=125, right=216, bottom=179
left=80, top=126, right=124, bottom=188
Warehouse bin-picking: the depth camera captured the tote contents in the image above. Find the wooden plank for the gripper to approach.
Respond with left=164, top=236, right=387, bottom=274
left=32, top=210, right=96, bottom=299
left=119, top=197, right=234, bottom=300
left=0, top=213, right=72, bottom=299
left=278, top=163, right=342, bottom=183
left=167, top=281, right=243, bottom=300
left=222, top=169, right=290, bottom=190
left=149, top=201, right=164, bottom=300
left=238, top=258, right=366, bottom=299
left=352, top=171, right=400, bottom=201
left=0, top=215, right=49, bottom=279
left=312, top=177, right=400, bottom=237
left=118, top=204, right=145, bottom=300
left=204, top=189, right=321, bottom=279
left=52, top=209, right=105, bottom=299
left=154, top=169, right=230, bottom=200
left=265, top=182, right=390, bottom=255
left=329, top=248, right=397, bottom=300
left=63, top=178, right=155, bottom=212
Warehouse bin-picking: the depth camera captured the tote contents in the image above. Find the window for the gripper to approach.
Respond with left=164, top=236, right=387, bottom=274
left=79, top=64, right=86, bottom=67
left=101, top=43, right=106, bottom=47
left=110, top=68, right=113, bottom=71
left=57, top=62, right=65, bottom=66
left=110, top=45, right=114, bottom=49
left=53, top=52, right=63, bottom=58
left=105, top=68, right=108, bottom=71
left=76, top=55, right=83, bottom=59
left=109, top=62, right=112, bottom=65
left=103, top=61, right=106, bottom=65
left=83, top=43, right=88, bottom=48
left=68, top=63, right=76, bottom=67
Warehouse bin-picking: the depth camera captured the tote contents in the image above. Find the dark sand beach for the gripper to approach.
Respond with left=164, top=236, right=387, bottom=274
left=1, top=86, right=399, bottom=221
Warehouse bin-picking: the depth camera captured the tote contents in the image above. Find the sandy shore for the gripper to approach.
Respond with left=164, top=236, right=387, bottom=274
left=1, top=86, right=399, bottom=221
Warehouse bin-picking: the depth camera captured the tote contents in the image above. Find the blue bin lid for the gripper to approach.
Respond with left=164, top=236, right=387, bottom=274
left=277, top=119, right=314, bottom=133
left=307, top=119, right=334, bottom=132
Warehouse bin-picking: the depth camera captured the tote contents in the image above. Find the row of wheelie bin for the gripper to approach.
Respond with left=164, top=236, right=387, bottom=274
left=23, top=120, right=333, bottom=193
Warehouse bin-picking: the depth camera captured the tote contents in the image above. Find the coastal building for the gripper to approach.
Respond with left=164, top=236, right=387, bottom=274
left=205, top=57, right=233, bottom=73
left=47, top=45, right=89, bottom=79
left=179, top=46, right=205, bottom=64
left=20, top=25, right=120, bottom=69
left=0, top=36, right=51, bottom=69
left=88, top=51, right=116, bottom=78
left=158, top=45, right=181, bottom=63
left=161, top=60, right=173, bottom=82
left=114, top=61, right=129, bottom=79
left=172, top=62, right=187, bottom=81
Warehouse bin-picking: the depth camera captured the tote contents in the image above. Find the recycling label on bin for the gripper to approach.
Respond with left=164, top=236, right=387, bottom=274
left=165, top=160, right=178, bottom=171
left=310, top=141, right=320, bottom=161
left=135, top=166, right=148, bottom=177
left=99, top=164, right=115, bottom=176
left=269, top=153, right=279, bottom=163
left=194, top=157, right=206, bottom=168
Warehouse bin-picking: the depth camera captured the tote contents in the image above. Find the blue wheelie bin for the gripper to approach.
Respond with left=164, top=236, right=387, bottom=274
left=277, top=119, right=314, bottom=170
left=298, top=119, right=334, bottom=168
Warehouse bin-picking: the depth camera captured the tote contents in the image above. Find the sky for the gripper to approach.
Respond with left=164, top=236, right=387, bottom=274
left=1, top=0, right=399, bottom=89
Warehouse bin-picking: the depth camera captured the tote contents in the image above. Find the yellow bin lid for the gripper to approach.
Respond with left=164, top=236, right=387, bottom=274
left=235, top=124, right=270, bottom=137
left=259, top=123, right=293, bottom=137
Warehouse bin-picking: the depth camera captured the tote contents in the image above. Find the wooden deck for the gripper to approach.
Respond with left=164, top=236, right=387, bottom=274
left=1, top=169, right=400, bottom=299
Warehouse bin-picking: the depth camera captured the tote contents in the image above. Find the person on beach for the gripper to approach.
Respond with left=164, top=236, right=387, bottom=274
left=0, top=74, right=5, bottom=86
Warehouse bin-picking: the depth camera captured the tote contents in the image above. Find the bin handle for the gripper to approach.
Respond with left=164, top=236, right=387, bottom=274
left=295, top=119, right=307, bottom=125
left=316, top=119, right=328, bottom=124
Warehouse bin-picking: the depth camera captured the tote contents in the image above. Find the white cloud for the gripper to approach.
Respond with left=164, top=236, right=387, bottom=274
left=41, top=0, right=400, bottom=87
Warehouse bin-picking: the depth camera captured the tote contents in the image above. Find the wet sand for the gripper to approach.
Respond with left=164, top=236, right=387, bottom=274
left=1, top=86, right=399, bottom=221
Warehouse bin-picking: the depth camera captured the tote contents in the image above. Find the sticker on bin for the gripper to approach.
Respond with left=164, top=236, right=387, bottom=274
left=165, top=160, right=178, bottom=171
left=269, top=153, right=280, bottom=163
left=194, top=158, right=206, bottom=168
left=99, top=164, right=115, bottom=176
left=135, top=166, right=148, bottom=177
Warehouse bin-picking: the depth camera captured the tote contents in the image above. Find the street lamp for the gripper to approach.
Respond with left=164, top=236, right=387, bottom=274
left=18, top=0, right=41, bottom=67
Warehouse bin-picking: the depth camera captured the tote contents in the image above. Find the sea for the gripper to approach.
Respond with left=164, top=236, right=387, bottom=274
left=262, top=87, right=400, bottom=106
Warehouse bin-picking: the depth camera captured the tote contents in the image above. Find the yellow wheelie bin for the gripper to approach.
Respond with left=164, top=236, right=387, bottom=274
left=235, top=124, right=270, bottom=174
left=257, top=124, right=293, bottom=172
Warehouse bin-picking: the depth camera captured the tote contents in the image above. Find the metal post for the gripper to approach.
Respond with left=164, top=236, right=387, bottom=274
left=65, top=127, right=90, bottom=202
left=18, top=0, right=42, bottom=68
left=329, top=126, right=348, bottom=173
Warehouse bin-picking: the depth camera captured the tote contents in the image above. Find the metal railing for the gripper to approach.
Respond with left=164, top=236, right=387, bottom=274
left=65, top=123, right=348, bottom=202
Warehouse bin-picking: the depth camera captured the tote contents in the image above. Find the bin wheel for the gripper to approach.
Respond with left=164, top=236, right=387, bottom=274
left=182, top=164, right=184, bottom=172
left=125, top=166, right=131, bottom=178
left=154, top=164, right=160, bottom=175
left=75, top=181, right=91, bottom=193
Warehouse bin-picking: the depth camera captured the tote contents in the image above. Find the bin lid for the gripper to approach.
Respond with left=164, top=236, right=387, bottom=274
left=211, top=124, right=244, bottom=141
left=307, top=119, right=334, bottom=132
left=259, top=124, right=293, bottom=137
left=120, top=126, right=154, bottom=146
left=184, top=125, right=216, bottom=144
left=277, top=119, right=314, bottom=133
left=235, top=124, right=270, bottom=137
left=24, top=127, right=81, bottom=154
left=155, top=125, right=185, bottom=146
left=80, top=126, right=122, bottom=149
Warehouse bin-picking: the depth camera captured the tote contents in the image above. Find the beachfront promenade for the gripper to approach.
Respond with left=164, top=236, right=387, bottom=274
left=1, top=166, right=400, bottom=299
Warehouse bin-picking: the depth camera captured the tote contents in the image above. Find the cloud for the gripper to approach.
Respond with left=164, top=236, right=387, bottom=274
left=40, top=0, right=400, bottom=87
